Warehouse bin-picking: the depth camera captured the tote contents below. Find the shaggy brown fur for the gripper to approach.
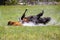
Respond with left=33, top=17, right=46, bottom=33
left=8, top=21, right=22, bottom=26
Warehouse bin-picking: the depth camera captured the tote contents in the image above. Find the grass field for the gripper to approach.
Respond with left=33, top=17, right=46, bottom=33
left=0, top=5, right=60, bottom=40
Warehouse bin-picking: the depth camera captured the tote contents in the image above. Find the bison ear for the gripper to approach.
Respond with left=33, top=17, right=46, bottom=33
left=21, top=9, right=28, bottom=20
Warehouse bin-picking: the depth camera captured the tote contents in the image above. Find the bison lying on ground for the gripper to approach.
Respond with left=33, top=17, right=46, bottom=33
left=8, top=9, right=51, bottom=26
left=20, top=9, right=51, bottom=25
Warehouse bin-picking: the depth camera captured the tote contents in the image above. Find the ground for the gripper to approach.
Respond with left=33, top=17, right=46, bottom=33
left=0, top=5, right=60, bottom=40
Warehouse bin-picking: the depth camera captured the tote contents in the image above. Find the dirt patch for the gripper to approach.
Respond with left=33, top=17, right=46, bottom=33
left=22, top=18, right=59, bottom=26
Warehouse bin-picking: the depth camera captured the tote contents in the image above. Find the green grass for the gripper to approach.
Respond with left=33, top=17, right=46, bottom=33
left=0, top=5, right=60, bottom=40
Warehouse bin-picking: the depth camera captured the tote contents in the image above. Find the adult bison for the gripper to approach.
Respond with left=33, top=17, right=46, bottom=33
left=20, top=9, right=51, bottom=25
